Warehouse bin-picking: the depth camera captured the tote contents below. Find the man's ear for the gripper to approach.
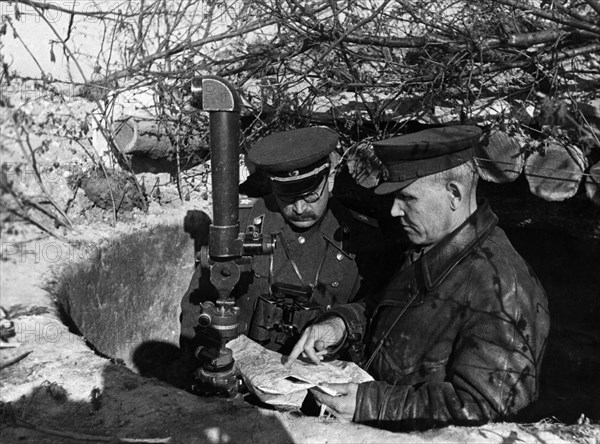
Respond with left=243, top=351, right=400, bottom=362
left=446, top=181, right=462, bottom=211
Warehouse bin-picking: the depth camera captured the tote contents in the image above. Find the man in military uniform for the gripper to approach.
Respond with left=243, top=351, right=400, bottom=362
left=180, top=127, right=395, bottom=370
left=288, top=125, right=550, bottom=430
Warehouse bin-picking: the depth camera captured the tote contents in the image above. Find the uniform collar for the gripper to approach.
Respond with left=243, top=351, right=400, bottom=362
left=261, top=194, right=346, bottom=241
left=419, top=199, right=498, bottom=291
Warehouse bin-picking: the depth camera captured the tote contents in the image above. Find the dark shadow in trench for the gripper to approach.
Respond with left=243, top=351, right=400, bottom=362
left=502, top=225, right=600, bottom=423
left=0, top=363, right=293, bottom=443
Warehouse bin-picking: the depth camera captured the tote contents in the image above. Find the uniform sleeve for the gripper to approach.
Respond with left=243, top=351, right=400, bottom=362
left=353, top=259, right=547, bottom=431
left=314, top=298, right=376, bottom=358
left=322, top=301, right=369, bottom=339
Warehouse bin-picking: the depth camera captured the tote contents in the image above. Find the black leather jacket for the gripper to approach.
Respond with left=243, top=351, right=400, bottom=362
left=327, top=200, right=550, bottom=431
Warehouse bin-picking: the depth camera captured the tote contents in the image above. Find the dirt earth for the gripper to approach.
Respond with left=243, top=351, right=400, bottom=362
left=1, top=211, right=599, bottom=444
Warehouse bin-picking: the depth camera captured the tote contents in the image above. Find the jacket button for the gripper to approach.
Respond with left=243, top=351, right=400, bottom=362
left=336, top=252, right=343, bottom=261
left=298, top=236, right=306, bottom=244
left=331, top=282, right=339, bottom=287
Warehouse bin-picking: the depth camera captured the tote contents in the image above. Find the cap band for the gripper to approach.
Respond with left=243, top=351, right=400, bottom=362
left=271, top=167, right=329, bottom=197
left=270, top=162, right=330, bottom=183
left=373, top=149, right=473, bottom=195
left=385, top=149, right=473, bottom=182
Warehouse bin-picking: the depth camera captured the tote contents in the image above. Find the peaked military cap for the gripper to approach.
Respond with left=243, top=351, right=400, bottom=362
left=248, top=127, right=338, bottom=197
left=373, top=125, right=482, bottom=195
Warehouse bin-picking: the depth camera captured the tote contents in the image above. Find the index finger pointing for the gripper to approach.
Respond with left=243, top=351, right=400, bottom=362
left=285, top=335, right=306, bottom=366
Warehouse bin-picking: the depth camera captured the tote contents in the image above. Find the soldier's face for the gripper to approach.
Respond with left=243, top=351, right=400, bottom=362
left=275, top=178, right=329, bottom=229
left=390, top=177, right=455, bottom=247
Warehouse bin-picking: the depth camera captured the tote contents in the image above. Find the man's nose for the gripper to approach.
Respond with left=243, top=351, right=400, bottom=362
left=292, top=199, right=308, bottom=214
left=390, top=200, right=405, bottom=217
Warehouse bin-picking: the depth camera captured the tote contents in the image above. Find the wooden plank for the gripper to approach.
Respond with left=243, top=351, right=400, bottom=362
left=475, top=129, right=524, bottom=183
left=524, top=143, right=587, bottom=201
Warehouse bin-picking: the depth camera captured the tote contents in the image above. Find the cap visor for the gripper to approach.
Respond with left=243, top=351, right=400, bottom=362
left=271, top=173, right=325, bottom=197
left=373, top=178, right=417, bottom=195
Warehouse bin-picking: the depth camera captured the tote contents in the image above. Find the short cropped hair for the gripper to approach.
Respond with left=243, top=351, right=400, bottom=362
left=427, top=160, right=479, bottom=190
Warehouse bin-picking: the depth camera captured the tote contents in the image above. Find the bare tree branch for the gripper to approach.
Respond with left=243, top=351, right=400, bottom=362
left=493, top=0, right=600, bottom=35
left=103, top=17, right=281, bottom=83
left=582, top=0, right=600, bottom=16
left=3, top=0, right=141, bottom=20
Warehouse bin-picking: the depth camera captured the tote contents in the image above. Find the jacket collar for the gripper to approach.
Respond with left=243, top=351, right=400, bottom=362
left=419, top=199, right=498, bottom=291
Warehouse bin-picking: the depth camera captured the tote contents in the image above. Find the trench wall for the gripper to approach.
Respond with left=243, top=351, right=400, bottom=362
left=53, top=224, right=195, bottom=368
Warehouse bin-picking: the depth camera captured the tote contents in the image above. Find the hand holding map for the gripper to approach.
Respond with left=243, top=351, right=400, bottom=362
left=227, top=335, right=373, bottom=409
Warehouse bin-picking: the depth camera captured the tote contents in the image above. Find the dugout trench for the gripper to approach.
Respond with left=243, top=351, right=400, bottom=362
left=51, top=216, right=600, bottom=424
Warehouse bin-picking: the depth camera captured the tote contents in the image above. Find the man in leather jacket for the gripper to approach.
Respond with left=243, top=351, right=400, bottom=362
left=288, top=125, right=550, bottom=431
left=180, top=127, right=396, bottom=369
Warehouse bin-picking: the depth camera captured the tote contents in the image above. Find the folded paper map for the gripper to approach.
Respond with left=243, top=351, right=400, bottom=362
left=227, top=335, right=373, bottom=409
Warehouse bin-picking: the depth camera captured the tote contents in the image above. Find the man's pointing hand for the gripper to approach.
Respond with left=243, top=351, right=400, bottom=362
left=286, top=317, right=346, bottom=366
